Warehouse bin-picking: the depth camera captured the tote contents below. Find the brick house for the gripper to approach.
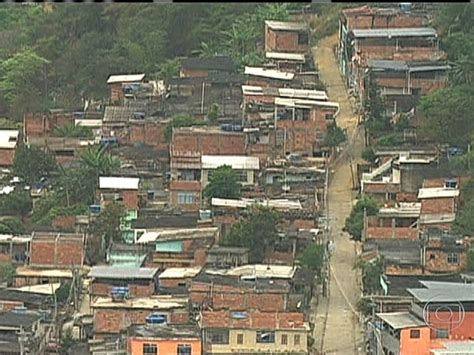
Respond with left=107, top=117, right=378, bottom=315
left=0, top=235, right=30, bottom=265
left=200, top=310, right=309, bottom=355
left=244, top=67, right=295, bottom=88
left=106, top=74, right=146, bottom=105
left=128, top=324, right=202, bottom=355
left=23, top=111, right=74, bottom=139
left=364, top=59, right=449, bottom=115
left=26, top=136, right=96, bottom=166
left=98, top=176, right=140, bottom=211
left=29, top=232, right=85, bottom=268
left=190, top=265, right=313, bottom=313
left=0, top=130, right=19, bottom=167
left=13, top=267, right=73, bottom=287
left=169, top=127, right=246, bottom=211
left=418, top=180, right=459, bottom=232
left=180, top=56, right=235, bottom=79
left=0, top=289, right=52, bottom=312
left=89, top=266, right=160, bottom=299
left=92, top=295, right=189, bottom=336
left=205, top=246, right=249, bottom=268
left=265, top=52, right=306, bottom=72
left=137, top=227, right=219, bottom=269
left=157, top=266, right=202, bottom=289
left=370, top=282, right=474, bottom=355
left=264, top=21, right=310, bottom=54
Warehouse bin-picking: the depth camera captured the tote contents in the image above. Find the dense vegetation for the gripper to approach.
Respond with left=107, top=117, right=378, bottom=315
left=0, top=4, right=307, bottom=120
left=344, top=197, right=378, bottom=241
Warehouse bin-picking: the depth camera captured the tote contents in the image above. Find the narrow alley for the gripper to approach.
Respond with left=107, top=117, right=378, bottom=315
left=312, top=34, right=365, bottom=355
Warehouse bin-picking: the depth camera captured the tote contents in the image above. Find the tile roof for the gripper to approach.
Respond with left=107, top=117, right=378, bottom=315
left=201, top=310, right=308, bottom=330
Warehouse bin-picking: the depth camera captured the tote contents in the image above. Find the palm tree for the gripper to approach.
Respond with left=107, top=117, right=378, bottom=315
left=80, top=145, right=120, bottom=180
left=450, top=56, right=474, bottom=85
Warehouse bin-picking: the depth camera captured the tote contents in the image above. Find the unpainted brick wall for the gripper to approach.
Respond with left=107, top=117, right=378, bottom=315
left=91, top=281, right=155, bottom=298
left=0, top=149, right=16, bottom=167
left=265, top=28, right=308, bottom=53
left=122, top=190, right=140, bottom=210
left=420, top=197, right=455, bottom=214
left=172, top=131, right=246, bottom=156
left=425, top=250, right=467, bottom=273
left=30, top=236, right=84, bottom=267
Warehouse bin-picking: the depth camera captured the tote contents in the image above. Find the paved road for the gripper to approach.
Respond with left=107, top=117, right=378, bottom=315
left=312, top=34, right=365, bottom=355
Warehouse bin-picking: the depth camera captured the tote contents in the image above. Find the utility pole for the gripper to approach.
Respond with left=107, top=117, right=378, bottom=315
left=18, top=326, right=27, bottom=355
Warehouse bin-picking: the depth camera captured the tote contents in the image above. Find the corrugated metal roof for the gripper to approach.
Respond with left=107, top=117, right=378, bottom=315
left=158, top=266, right=202, bottom=279
left=274, top=97, right=339, bottom=109
left=408, top=282, right=474, bottom=302
left=89, top=266, right=158, bottom=280
left=265, top=20, right=307, bottom=32
left=201, top=155, right=260, bottom=170
left=431, top=341, right=474, bottom=354
left=279, top=88, right=328, bottom=101
left=352, top=27, right=437, bottom=38
left=368, top=59, right=408, bottom=71
left=417, top=188, right=459, bottom=199
left=211, top=198, right=302, bottom=210
left=376, top=312, right=426, bottom=329
left=0, top=130, right=19, bottom=149
left=99, top=176, right=139, bottom=190
left=244, top=67, right=295, bottom=81
left=107, top=74, right=145, bottom=84
left=409, top=65, right=450, bottom=72
left=266, top=52, right=306, bottom=62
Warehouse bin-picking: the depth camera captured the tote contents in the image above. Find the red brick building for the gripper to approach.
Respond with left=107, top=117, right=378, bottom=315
left=29, top=232, right=85, bottom=268
left=0, top=130, right=19, bottom=167
left=24, top=111, right=74, bottom=139
left=106, top=74, right=145, bottom=105
left=265, top=21, right=309, bottom=54
left=98, top=176, right=140, bottom=210
left=89, top=266, right=159, bottom=298
left=169, top=127, right=246, bottom=211
left=92, top=295, right=189, bottom=336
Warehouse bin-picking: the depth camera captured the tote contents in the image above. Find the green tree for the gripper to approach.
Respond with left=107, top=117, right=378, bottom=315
left=419, top=85, right=474, bottom=146
left=344, top=197, right=378, bottom=241
left=203, top=165, right=241, bottom=201
left=0, top=217, right=26, bottom=235
left=12, top=143, right=57, bottom=184
left=357, top=257, right=384, bottom=295
left=222, top=205, right=280, bottom=262
left=454, top=199, right=474, bottom=236
left=299, top=244, right=325, bottom=277
left=468, top=250, right=474, bottom=272
left=0, top=263, right=16, bottom=286
left=323, top=124, right=347, bottom=147
left=362, top=147, right=377, bottom=164
left=364, top=70, right=390, bottom=136
left=80, top=145, right=120, bottom=181
left=60, top=327, right=75, bottom=355
left=158, top=58, right=181, bottom=81
left=0, top=190, right=32, bottom=222
left=0, top=49, right=50, bottom=118
left=55, top=281, right=72, bottom=303
left=87, top=203, right=126, bottom=263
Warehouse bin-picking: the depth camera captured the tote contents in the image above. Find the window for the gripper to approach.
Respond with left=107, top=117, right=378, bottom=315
left=177, top=344, right=191, bottom=355
left=237, top=333, right=244, bottom=345
left=143, top=344, right=158, bottom=355
left=256, top=331, right=275, bottom=344
left=298, top=32, right=309, bottom=45
left=410, top=329, right=420, bottom=339
left=236, top=170, right=249, bottom=183
left=447, top=253, right=459, bottom=264
left=294, top=334, right=301, bottom=345
left=436, top=329, right=449, bottom=339
left=207, top=329, right=229, bottom=344
left=177, top=192, right=196, bottom=205
left=281, top=334, right=288, bottom=345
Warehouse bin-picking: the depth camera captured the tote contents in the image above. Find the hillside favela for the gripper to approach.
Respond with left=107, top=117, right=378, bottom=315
left=0, top=3, right=472, bottom=355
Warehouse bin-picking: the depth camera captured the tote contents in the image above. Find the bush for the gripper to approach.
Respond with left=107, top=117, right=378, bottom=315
left=344, top=197, right=378, bottom=241
left=0, top=217, right=26, bottom=235
left=362, top=147, right=376, bottom=164
left=377, top=133, right=404, bottom=147
left=324, top=124, right=347, bottom=148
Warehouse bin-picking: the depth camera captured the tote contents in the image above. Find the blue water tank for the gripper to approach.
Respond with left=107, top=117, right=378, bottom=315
left=221, top=124, right=233, bottom=132
left=146, top=313, right=167, bottom=325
